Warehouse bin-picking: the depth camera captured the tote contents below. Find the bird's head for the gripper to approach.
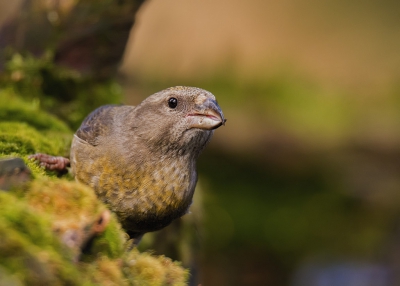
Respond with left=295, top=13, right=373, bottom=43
left=131, top=86, right=225, bottom=156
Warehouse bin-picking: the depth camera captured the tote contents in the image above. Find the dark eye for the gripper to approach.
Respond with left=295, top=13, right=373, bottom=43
left=168, top=97, right=178, bottom=109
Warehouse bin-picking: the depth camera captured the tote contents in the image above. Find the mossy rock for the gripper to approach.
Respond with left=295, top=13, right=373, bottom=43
left=0, top=191, right=82, bottom=285
left=0, top=180, right=188, bottom=285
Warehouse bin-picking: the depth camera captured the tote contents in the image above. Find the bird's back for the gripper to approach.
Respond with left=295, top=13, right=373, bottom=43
left=75, top=104, right=127, bottom=146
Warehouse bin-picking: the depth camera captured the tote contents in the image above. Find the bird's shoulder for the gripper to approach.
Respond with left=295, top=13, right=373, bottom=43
left=75, top=104, right=132, bottom=146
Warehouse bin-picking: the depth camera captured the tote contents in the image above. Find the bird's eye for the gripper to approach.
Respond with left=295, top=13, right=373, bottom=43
left=168, top=97, right=178, bottom=109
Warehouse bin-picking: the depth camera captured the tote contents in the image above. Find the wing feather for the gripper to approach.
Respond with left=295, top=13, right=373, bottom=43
left=75, top=105, right=118, bottom=146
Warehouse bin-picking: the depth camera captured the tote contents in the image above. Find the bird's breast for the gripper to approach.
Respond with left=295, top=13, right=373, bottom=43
left=73, top=146, right=196, bottom=232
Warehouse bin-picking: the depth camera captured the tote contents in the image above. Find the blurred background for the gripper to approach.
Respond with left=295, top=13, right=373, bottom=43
left=2, top=0, right=400, bottom=285
left=122, top=1, right=400, bottom=285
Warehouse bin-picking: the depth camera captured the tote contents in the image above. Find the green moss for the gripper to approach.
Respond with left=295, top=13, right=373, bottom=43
left=81, top=255, right=127, bottom=285
left=0, top=177, right=189, bottom=285
left=0, top=192, right=55, bottom=248
left=0, top=133, right=36, bottom=155
left=21, top=179, right=126, bottom=262
left=124, top=249, right=189, bottom=286
left=26, top=179, right=103, bottom=217
left=0, top=192, right=82, bottom=285
left=0, top=122, right=70, bottom=157
left=80, top=250, right=189, bottom=286
left=0, top=88, right=71, bottom=162
left=0, top=89, right=71, bottom=133
left=0, top=53, right=122, bottom=129
left=0, top=89, right=72, bottom=179
left=88, top=214, right=127, bottom=259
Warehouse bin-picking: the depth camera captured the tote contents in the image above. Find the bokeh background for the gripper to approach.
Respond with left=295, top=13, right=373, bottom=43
left=2, top=0, right=400, bottom=285
left=121, top=1, right=400, bottom=285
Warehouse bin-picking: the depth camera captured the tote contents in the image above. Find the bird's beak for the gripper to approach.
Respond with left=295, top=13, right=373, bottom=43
left=188, top=97, right=226, bottom=130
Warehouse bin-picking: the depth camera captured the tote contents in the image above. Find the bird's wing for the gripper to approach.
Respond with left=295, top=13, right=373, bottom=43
left=75, top=105, right=117, bottom=146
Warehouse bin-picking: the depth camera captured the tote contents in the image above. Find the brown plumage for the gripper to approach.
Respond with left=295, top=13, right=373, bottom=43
left=67, top=86, right=225, bottom=241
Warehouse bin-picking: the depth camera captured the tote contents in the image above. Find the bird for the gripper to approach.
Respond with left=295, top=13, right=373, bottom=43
left=31, top=86, right=225, bottom=243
